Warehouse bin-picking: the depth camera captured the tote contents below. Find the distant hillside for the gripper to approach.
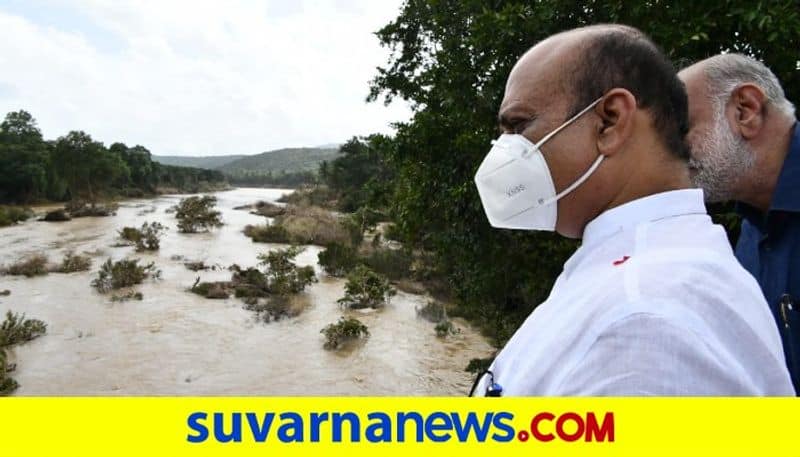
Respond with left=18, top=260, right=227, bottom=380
left=153, top=146, right=342, bottom=187
left=218, top=147, right=340, bottom=175
left=152, top=154, right=246, bottom=169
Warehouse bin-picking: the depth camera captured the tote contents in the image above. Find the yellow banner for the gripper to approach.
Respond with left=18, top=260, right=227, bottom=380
left=0, top=397, right=797, bottom=456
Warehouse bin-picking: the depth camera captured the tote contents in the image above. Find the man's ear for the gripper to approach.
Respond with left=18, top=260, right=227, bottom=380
left=595, top=88, right=637, bottom=157
left=730, top=83, right=766, bottom=140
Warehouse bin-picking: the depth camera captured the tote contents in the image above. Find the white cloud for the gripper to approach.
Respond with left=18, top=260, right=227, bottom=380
left=0, top=0, right=410, bottom=155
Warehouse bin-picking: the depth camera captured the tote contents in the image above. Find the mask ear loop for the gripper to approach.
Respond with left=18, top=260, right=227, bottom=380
left=539, top=155, right=604, bottom=206
left=534, top=96, right=605, bottom=207
left=534, top=97, right=603, bottom=148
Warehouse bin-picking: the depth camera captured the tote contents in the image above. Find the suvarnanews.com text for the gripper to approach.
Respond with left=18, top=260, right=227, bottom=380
left=186, top=410, right=615, bottom=444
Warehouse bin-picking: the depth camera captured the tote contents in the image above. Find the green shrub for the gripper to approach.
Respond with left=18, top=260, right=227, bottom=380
left=337, top=265, right=396, bottom=309
left=317, top=242, right=359, bottom=277
left=0, top=206, right=32, bottom=227
left=0, top=311, right=47, bottom=347
left=362, top=247, right=413, bottom=280
left=243, top=223, right=291, bottom=243
left=174, top=196, right=223, bottom=233
left=0, top=311, right=48, bottom=396
left=416, top=300, right=447, bottom=323
left=110, top=291, right=144, bottom=302
left=5, top=254, right=48, bottom=277
left=56, top=251, right=92, bottom=273
left=277, top=186, right=336, bottom=207
left=465, top=356, right=494, bottom=375
left=258, top=246, right=317, bottom=295
left=119, top=221, right=165, bottom=251
left=434, top=320, right=459, bottom=337
left=321, top=317, right=370, bottom=350
left=91, top=258, right=160, bottom=293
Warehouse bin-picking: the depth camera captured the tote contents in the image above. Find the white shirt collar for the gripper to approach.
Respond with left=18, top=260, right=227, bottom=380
left=581, top=188, right=707, bottom=245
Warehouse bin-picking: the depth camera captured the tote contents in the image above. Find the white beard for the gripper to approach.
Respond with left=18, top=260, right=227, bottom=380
left=688, top=110, right=755, bottom=203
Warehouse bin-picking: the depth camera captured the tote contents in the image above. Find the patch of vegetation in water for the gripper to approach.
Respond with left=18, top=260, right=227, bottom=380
left=91, top=258, right=161, bottom=293
left=3, top=254, right=48, bottom=277
left=337, top=265, right=395, bottom=310
left=173, top=195, right=223, bottom=233
left=118, top=221, right=166, bottom=251
left=55, top=251, right=92, bottom=273
left=190, top=246, right=317, bottom=322
left=0, top=206, right=32, bottom=227
left=320, top=317, right=369, bottom=350
left=0, top=311, right=47, bottom=396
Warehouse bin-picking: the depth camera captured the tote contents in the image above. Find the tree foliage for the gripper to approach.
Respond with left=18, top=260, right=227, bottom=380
left=0, top=110, right=227, bottom=204
left=174, top=196, right=223, bottom=233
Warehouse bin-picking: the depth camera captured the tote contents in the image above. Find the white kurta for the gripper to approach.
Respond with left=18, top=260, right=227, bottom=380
left=476, top=189, right=795, bottom=396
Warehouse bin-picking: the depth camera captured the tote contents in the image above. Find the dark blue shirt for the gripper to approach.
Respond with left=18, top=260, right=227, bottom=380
left=736, top=121, right=800, bottom=395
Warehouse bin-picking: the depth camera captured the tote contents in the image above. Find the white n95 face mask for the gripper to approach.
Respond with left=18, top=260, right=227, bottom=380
left=474, top=98, right=604, bottom=231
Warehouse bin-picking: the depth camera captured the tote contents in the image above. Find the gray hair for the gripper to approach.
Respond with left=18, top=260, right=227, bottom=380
left=702, top=53, right=795, bottom=118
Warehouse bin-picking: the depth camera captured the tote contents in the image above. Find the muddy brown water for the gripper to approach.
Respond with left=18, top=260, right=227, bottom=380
left=0, top=188, right=494, bottom=395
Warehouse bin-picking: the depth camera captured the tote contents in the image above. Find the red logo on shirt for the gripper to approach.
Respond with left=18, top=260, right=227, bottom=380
left=612, top=255, right=630, bottom=266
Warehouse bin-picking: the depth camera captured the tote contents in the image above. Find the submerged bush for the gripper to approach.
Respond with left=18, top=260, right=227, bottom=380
left=321, top=317, right=369, bottom=350
left=337, top=265, right=396, bottom=310
left=251, top=201, right=286, bottom=217
left=258, top=246, right=317, bottom=295
left=56, top=251, right=92, bottom=273
left=243, top=223, right=290, bottom=243
left=190, top=247, right=316, bottom=323
left=244, top=205, right=350, bottom=246
left=110, top=291, right=144, bottom=302
left=317, top=242, right=359, bottom=277
left=0, top=311, right=47, bottom=396
left=174, top=195, right=223, bottom=233
left=0, top=206, right=32, bottom=227
left=5, top=254, right=48, bottom=277
left=0, top=311, right=47, bottom=347
left=434, top=320, right=459, bottom=338
left=416, top=300, right=447, bottom=323
left=91, top=258, right=160, bottom=293
left=118, top=221, right=166, bottom=251
left=42, top=209, right=71, bottom=222
left=189, top=279, right=230, bottom=299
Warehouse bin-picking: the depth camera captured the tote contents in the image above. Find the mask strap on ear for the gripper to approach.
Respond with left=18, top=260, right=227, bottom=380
left=540, top=154, right=605, bottom=206
left=535, top=97, right=603, bottom=148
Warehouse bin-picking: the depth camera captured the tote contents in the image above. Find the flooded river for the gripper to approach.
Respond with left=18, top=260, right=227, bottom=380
left=0, top=188, right=493, bottom=395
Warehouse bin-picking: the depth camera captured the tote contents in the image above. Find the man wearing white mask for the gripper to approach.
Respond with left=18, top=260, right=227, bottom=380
left=472, top=25, right=794, bottom=396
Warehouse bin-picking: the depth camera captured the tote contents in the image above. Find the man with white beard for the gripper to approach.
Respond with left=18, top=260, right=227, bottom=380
left=679, top=54, right=800, bottom=394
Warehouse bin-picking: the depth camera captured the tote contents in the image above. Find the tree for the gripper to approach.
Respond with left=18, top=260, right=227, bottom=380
left=367, top=1, right=800, bottom=344
left=174, top=195, right=223, bottom=233
left=0, top=110, right=49, bottom=202
left=51, top=131, right=129, bottom=202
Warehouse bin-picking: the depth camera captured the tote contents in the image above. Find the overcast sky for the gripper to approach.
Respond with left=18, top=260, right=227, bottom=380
left=0, top=0, right=410, bottom=156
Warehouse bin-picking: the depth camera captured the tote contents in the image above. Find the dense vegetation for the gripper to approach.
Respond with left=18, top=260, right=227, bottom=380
left=314, top=1, right=800, bottom=346
left=0, top=110, right=227, bottom=204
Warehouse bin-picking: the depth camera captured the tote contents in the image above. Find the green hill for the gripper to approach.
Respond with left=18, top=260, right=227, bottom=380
left=151, top=154, right=245, bottom=169
left=153, top=146, right=342, bottom=187
left=218, top=147, right=340, bottom=175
